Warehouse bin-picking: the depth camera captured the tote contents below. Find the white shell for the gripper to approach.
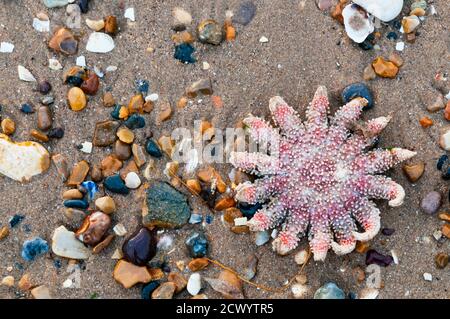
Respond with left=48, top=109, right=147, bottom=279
left=0, top=42, right=14, bottom=53
left=0, top=134, right=49, bottom=182
left=353, top=0, right=404, bottom=22
left=124, top=7, right=135, bottom=22
left=86, top=32, right=115, bottom=53
left=342, top=4, right=374, bottom=43
left=17, top=65, right=36, bottom=82
left=33, top=18, right=50, bottom=32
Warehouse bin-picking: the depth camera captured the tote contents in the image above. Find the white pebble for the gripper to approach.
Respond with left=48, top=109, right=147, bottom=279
left=125, top=172, right=141, bottom=189
left=106, top=65, right=117, bottom=72
left=86, top=32, right=115, bottom=53
left=145, top=93, right=159, bottom=102
left=157, top=234, right=174, bottom=251
left=80, top=141, right=92, bottom=154
left=294, top=249, right=309, bottom=265
left=254, top=231, right=270, bottom=246
left=259, top=36, right=269, bottom=43
left=395, top=41, right=405, bottom=51
left=93, top=66, right=104, bottom=78
left=76, top=55, right=86, bottom=67
left=124, top=8, right=135, bottom=21
left=18, top=65, right=36, bottom=82
left=187, top=273, right=202, bottom=296
left=234, top=217, right=248, bottom=226
left=62, top=278, right=73, bottom=288
left=202, top=61, right=210, bottom=70
left=291, top=283, right=308, bottom=299
left=0, top=42, right=14, bottom=53
left=32, top=18, right=50, bottom=32
left=48, top=58, right=63, bottom=70
left=271, top=229, right=278, bottom=238
left=113, top=223, right=127, bottom=236
left=423, top=273, right=432, bottom=282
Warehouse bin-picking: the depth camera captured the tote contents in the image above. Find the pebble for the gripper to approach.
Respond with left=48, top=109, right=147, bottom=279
left=33, top=17, right=50, bottom=33
left=435, top=252, right=449, bottom=269
left=76, top=211, right=111, bottom=246
left=1, top=275, right=14, bottom=287
left=1, top=118, right=15, bottom=135
left=66, top=4, right=81, bottom=29
left=104, top=174, right=130, bottom=195
left=389, top=52, right=404, bottom=67
left=95, top=196, right=116, bottom=214
left=78, top=141, right=92, bottom=154
left=67, top=160, right=89, bottom=186
left=428, top=94, right=445, bottom=112
left=80, top=71, right=99, bottom=95
left=113, top=223, right=127, bottom=236
left=93, top=120, right=120, bottom=146
left=402, top=15, right=420, bottom=33
left=359, top=288, right=379, bottom=299
left=43, top=0, right=68, bottom=8
left=21, top=237, right=49, bottom=261
left=233, top=1, right=257, bottom=25
left=259, top=36, right=269, bottom=43
left=419, top=117, right=433, bottom=128
left=124, top=7, right=135, bottom=22
left=189, top=213, right=203, bottom=224
left=48, top=28, right=78, bottom=55
left=18, top=65, right=36, bottom=82
left=67, top=87, right=87, bottom=111
left=51, top=226, right=91, bottom=259
left=103, top=92, right=115, bottom=107
left=186, top=179, right=201, bottom=194
left=198, top=19, right=223, bottom=45
left=341, top=83, right=373, bottom=110
left=86, top=32, right=115, bottom=53
left=141, top=281, right=160, bottom=299
left=113, top=259, right=152, bottom=288
left=0, top=42, right=14, bottom=53
left=291, top=283, right=308, bottom=299
left=254, top=230, right=270, bottom=246
left=40, top=95, right=54, bottom=105
left=30, top=129, right=48, bottom=143
left=117, top=127, right=134, bottom=144
left=152, top=282, right=176, bottom=299
left=143, top=181, right=190, bottom=228
left=132, top=143, right=147, bottom=167
left=172, top=7, right=192, bottom=30
left=174, top=43, right=196, bottom=64
left=37, top=106, right=52, bottom=131
left=115, top=140, right=131, bottom=160
left=145, top=139, right=163, bottom=158
left=168, top=272, right=187, bottom=293
left=85, top=18, right=104, bottom=31
left=237, top=202, right=261, bottom=218
left=381, top=228, right=395, bottom=236
left=120, top=160, right=138, bottom=180
left=31, top=285, right=52, bottom=299
left=64, top=208, right=85, bottom=229
left=242, top=254, right=258, bottom=280
left=402, top=162, right=425, bottom=182
left=365, top=249, right=394, bottom=267
left=52, top=154, right=69, bottom=181
left=104, top=15, right=118, bottom=35
left=9, top=214, right=25, bottom=228
left=125, top=172, right=141, bottom=189
left=188, top=258, right=209, bottom=272
left=363, top=65, right=376, bottom=81
left=205, top=270, right=243, bottom=299
left=64, top=66, right=86, bottom=86
left=46, top=128, right=63, bottom=140
left=20, top=103, right=34, bottom=114
left=63, top=189, right=83, bottom=200
left=0, top=226, right=9, bottom=240
left=128, top=94, right=144, bottom=114
left=186, top=78, right=213, bottom=98
left=442, top=224, right=450, bottom=239
left=80, top=181, right=99, bottom=201
left=48, top=58, right=64, bottom=71
left=158, top=101, right=172, bottom=122
left=185, top=231, right=209, bottom=258
left=187, top=273, right=202, bottom=296
left=395, top=42, right=405, bottom=51
left=101, top=155, right=123, bottom=177
left=423, top=273, right=432, bottom=282
left=294, top=249, right=309, bottom=265
left=122, top=227, right=157, bottom=266
left=420, top=191, right=442, bottom=215
left=63, top=199, right=88, bottom=209
left=124, top=114, right=146, bottom=129
left=386, top=31, right=398, bottom=40
left=314, top=282, right=345, bottom=299
left=37, top=81, right=52, bottom=95
left=372, top=57, right=399, bottom=78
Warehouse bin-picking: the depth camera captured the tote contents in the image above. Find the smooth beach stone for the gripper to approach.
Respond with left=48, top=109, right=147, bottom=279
left=95, top=196, right=116, bottom=214
left=67, top=87, right=87, bottom=111
left=124, top=114, right=145, bottom=129
left=104, top=174, right=130, bottom=195
left=141, top=281, right=160, bottom=299
left=233, top=1, right=257, bottom=25
left=145, top=139, right=162, bottom=158
left=93, top=120, right=120, bottom=146
left=20, top=103, right=35, bottom=114
left=174, top=43, right=196, bottom=64
left=341, top=83, right=374, bottom=110
left=185, top=231, right=209, bottom=258
left=113, top=259, right=152, bottom=289
left=197, top=19, right=223, bottom=45
left=314, top=282, right=345, bottom=299
left=75, top=211, right=111, bottom=246
left=63, top=199, right=88, bottom=209
left=122, top=228, right=157, bottom=266
left=51, top=226, right=91, bottom=259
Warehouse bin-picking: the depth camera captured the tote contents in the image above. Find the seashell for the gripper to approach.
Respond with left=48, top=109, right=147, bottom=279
left=18, top=65, right=36, bottom=82
left=342, top=4, right=374, bottom=43
left=353, top=0, right=404, bottom=22
left=48, top=27, right=78, bottom=55
left=86, top=32, right=115, bottom=53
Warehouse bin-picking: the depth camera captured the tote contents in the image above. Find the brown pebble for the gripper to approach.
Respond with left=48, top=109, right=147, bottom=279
left=171, top=31, right=195, bottom=44
left=158, top=101, right=172, bottom=122
left=128, top=94, right=144, bottom=114
left=223, top=208, right=243, bottom=223
left=444, top=101, right=450, bottom=121
left=216, top=270, right=243, bottom=298
left=355, top=241, right=370, bottom=253
left=101, top=155, right=123, bottom=177
left=158, top=135, right=174, bottom=157
left=104, top=15, right=118, bottom=35
left=186, top=78, right=213, bottom=98
left=90, top=164, right=103, bottom=182
left=114, top=140, right=132, bottom=160
left=435, top=252, right=449, bottom=269
left=372, top=57, right=399, bottom=78
left=67, top=160, right=90, bottom=186
left=441, top=224, right=450, bottom=239
left=186, top=179, right=201, bottom=194
left=405, top=32, right=416, bottom=43
left=113, top=259, right=152, bottom=289
left=75, top=211, right=111, bottom=246
left=132, top=143, right=147, bottom=167
left=103, top=92, right=115, bottom=107
left=330, top=2, right=345, bottom=24
left=18, top=274, right=32, bottom=291
left=402, top=162, right=425, bottom=183
left=214, top=197, right=235, bottom=211
left=168, top=272, right=187, bottom=293
left=37, top=106, right=52, bottom=131
left=62, top=189, right=83, bottom=200
left=0, top=226, right=9, bottom=240
left=119, top=160, right=139, bottom=180
left=152, top=282, right=176, bottom=299
left=143, top=100, right=154, bottom=113
left=31, top=285, right=52, bottom=299
left=95, top=196, right=116, bottom=214
left=211, top=95, right=223, bottom=108
left=117, top=127, right=134, bottom=144
left=353, top=267, right=365, bottom=282
left=1, top=118, right=15, bottom=135
left=388, top=52, right=404, bottom=67
left=177, top=96, right=188, bottom=109
left=52, top=154, right=69, bottom=181
left=188, top=258, right=209, bottom=271
left=48, top=27, right=78, bottom=55
left=363, top=65, right=377, bottom=81
left=30, top=129, right=49, bottom=142
left=148, top=268, right=164, bottom=280
left=419, top=117, right=433, bottom=128
left=67, top=87, right=87, bottom=112
left=92, top=234, right=115, bottom=254
left=80, top=71, right=100, bottom=95
left=438, top=212, right=450, bottom=222
left=427, top=94, right=445, bottom=113
left=93, top=120, right=120, bottom=146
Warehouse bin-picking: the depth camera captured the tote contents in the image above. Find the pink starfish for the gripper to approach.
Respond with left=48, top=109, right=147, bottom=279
left=230, top=86, right=415, bottom=261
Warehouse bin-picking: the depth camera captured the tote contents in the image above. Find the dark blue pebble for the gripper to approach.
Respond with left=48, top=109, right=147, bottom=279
left=20, top=103, right=34, bottom=114
left=53, top=259, right=62, bottom=269
left=135, top=79, right=149, bottom=95
left=348, top=292, right=357, bottom=299
left=232, top=1, right=257, bottom=26
left=174, top=43, right=196, bottom=64
left=392, top=20, right=402, bottom=30
left=162, top=264, right=171, bottom=273
left=141, top=281, right=160, bottom=299
left=185, top=231, right=209, bottom=258
left=437, top=155, right=448, bottom=170
left=200, top=187, right=216, bottom=208
left=358, top=33, right=375, bottom=51
left=442, top=167, right=450, bottom=180
left=9, top=214, right=25, bottom=228
left=341, top=83, right=374, bottom=110
left=21, top=237, right=49, bottom=261
left=81, top=181, right=99, bottom=201
left=63, top=199, right=89, bottom=209
left=145, top=139, right=162, bottom=157
left=15, top=262, right=24, bottom=271
left=48, top=127, right=64, bottom=139
left=238, top=202, right=262, bottom=218
left=386, top=31, right=398, bottom=40
left=104, top=174, right=130, bottom=195
left=205, top=215, right=213, bottom=224
left=381, top=228, right=395, bottom=236
left=124, top=114, right=145, bottom=129
left=365, top=249, right=393, bottom=267
left=77, top=0, right=89, bottom=13
left=111, top=104, right=121, bottom=120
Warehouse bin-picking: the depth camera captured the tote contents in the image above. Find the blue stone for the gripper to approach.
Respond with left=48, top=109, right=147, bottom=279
left=77, top=0, right=89, bottom=13
left=189, top=213, right=203, bottom=224
left=437, top=155, right=448, bottom=170
left=21, top=237, right=49, bottom=261
left=141, top=281, right=160, bottom=299
left=392, top=20, right=402, bottom=30
left=48, top=127, right=64, bottom=139
left=314, top=282, right=345, bottom=299
left=386, top=31, right=398, bottom=40
left=233, top=1, right=257, bottom=26
left=64, top=199, right=89, bottom=209
left=104, top=174, right=130, bottom=195
left=81, top=181, right=99, bottom=201
left=238, top=202, right=262, bottom=218
left=185, top=231, right=209, bottom=258
left=145, top=139, right=162, bottom=158
left=255, top=230, right=270, bottom=246
left=111, top=104, right=121, bottom=120
left=205, top=215, right=213, bottom=224
left=54, top=259, right=62, bottom=269
left=341, top=83, right=374, bottom=110
left=124, top=114, right=145, bottom=129
left=174, top=43, right=196, bottom=64
left=20, top=103, right=34, bottom=114
left=23, top=224, right=32, bottom=233
left=9, top=214, right=25, bottom=228
left=135, top=79, right=149, bottom=95
left=15, top=262, right=24, bottom=271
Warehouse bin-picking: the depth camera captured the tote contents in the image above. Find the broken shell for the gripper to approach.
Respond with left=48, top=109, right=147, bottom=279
left=0, top=134, right=50, bottom=182
left=342, top=4, right=374, bottom=43
left=353, top=0, right=404, bottom=22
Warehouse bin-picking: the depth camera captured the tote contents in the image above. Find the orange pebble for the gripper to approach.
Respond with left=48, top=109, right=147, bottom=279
left=211, top=95, right=223, bottom=108
left=419, top=116, right=433, bottom=128
left=445, top=101, right=450, bottom=121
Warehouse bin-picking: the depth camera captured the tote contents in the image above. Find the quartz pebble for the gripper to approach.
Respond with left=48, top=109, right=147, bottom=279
left=80, top=141, right=92, bottom=153
left=124, top=8, right=135, bottom=21
left=51, top=226, right=91, bottom=259
left=172, top=7, right=192, bottom=30
left=254, top=230, right=270, bottom=246
left=132, top=144, right=147, bottom=167
left=31, top=285, right=52, bottom=299
left=0, top=42, right=14, bottom=53
left=314, top=282, right=345, bottom=299
left=402, top=15, right=420, bottom=34
left=67, top=87, right=87, bottom=111
left=125, top=172, right=141, bottom=189
left=423, top=273, right=432, bottom=282
left=291, top=283, right=308, bottom=299
left=43, top=0, right=68, bottom=8
left=113, top=223, right=127, bottom=236
left=66, top=4, right=81, bottom=29
left=86, top=18, right=105, bottom=31
left=359, top=288, right=379, bottom=299
left=33, top=16, right=50, bottom=32
left=428, top=95, right=445, bottom=112
left=294, top=249, right=309, bottom=265
left=152, top=282, right=176, bottom=299
left=420, top=191, right=442, bottom=215
left=63, top=189, right=83, bottom=199
left=187, top=273, right=202, bottom=296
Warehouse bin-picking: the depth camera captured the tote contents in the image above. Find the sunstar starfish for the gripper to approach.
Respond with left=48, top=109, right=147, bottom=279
left=230, top=86, right=415, bottom=261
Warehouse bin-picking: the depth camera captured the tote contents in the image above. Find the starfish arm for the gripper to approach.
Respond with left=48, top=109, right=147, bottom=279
left=229, top=151, right=279, bottom=175
left=332, top=97, right=367, bottom=129
left=306, top=86, right=329, bottom=128
left=308, top=207, right=332, bottom=261
left=243, top=115, right=281, bottom=145
left=330, top=212, right=357, bottom=255
left=272, top=205, right=310, bottom=255
left=351, top=199, right=381, bottom=242
left=355, top=175, right=406, bottom=207
left=353, top=148, right=416, bottom=174
left=235, top=176, right=284, bottom=204
left=364, top=116, right=391, bottom=136
left=269, top=96, right=304, bottom=138
left=247, top=199, right=287, bottom=232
